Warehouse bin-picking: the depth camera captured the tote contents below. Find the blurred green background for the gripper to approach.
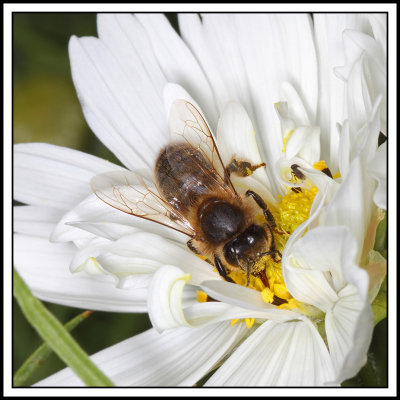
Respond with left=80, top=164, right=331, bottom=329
left=13, top=12, right=386, bottom=387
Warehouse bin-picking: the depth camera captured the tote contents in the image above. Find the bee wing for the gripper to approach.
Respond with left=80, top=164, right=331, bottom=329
left=168, top=99, right=237, bottom=194
left=91, top=170, right=196, bottom=237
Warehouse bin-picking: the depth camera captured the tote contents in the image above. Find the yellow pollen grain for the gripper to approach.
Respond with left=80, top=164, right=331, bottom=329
left=275, top=187, right=317, bottom=234
left=196, top=290, right=208, bottom=303
left=273, top=284, right=291, bottom=300
left=261, top=287, right=274, bottom=303
left=245, top=318, right=255, bottom=329
left=278, top=298, right=299, bottom=310
left=333, top=171, right=341, bottom=179
left=313, top=160, right=329, bottom=171
left=230, top=318, right=255, bottom=329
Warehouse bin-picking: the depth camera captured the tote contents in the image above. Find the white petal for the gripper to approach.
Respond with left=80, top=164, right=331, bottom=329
left=324, top=230, right=373, bottom=383
left=368, top=142, right=387, bottom=210
left=285, top=125, right=321, bottom=164
left=68, top=236, right=111, bottom=273
left=216, top=101, right=271, bottom=188
left=14, top=143, right=122, bottom=210
left=313, top=13, right=371, bottom=170
left=97, top=14, right=167, bottom=123
left=280, top=82, right=312, bottom=126
left=344, top=53, right=374, bottom=135
left=147, top=265, right=193, bottom=332
left=107, top=232, right=218, bottom=285
left=35, top=322, right=247, bottom=387
left=136, top=13, right=218, bottom=131
left=68, top=35, right=168, bottom=170
left=51, top=193, right=188, bottom=244
left=318, top=157, right=366, bottom=258
left=337, top=120, right=351, bottom=178
left=325, top=285, right=373, bottom=383
left=206, top=319, right=334, bottom=386
left=178, top=13, right=231, bottom=113
left=14, top=206, right=64, bottom=238
left=339, top=28, right=386, bottom=133
left=183, top=301, right=273, bottom=328
left=14, top=234, right=147, bottom=312
left=284, top=226, right=361, bottom=311
left=200, top=280, right=298, bottom=322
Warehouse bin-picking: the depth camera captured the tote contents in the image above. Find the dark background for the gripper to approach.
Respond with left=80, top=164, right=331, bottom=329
left=12, top=12, right=387, bottom=387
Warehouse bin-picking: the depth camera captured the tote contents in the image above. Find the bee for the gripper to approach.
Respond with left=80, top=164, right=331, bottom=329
left=91, top=100, right=281, bottom=286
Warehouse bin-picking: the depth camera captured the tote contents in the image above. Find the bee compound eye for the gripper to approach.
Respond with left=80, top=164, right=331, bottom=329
left=223, top=241, right=240, bottom=268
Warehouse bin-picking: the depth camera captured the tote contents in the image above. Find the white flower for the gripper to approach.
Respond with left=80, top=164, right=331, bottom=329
left=14, top=13, right=386, bottom=387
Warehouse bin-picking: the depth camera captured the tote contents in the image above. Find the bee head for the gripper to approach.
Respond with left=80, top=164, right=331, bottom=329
left=223, top=224, right=271, bottom=281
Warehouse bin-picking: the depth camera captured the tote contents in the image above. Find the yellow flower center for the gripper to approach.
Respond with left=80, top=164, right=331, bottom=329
left=228, top=185, right=317, bottom=312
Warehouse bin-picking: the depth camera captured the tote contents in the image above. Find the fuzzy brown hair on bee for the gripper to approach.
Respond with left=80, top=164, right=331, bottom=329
left=91, top=99, right=281, bottom=285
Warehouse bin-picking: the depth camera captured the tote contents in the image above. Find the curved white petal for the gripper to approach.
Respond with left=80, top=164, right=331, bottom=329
left=14, top=206, right=64, bottom=238
left=107, top=232, right=218, bottom=285
left=318, top=157, right=367, bottom=259
left=35, top=322, right=247, bottom=387
left=284, top=226, right=360, bottom=311
left=368, top=141, right=387, bottom=210
left=147, top=265, right=194, bottom=332
left=313, top=13, right=371, bottom=170
left=200, top=280, right=298, bottom=322
left=69, top=236, right=111, bottom=273
left=324, top=217, right=373, bottom=384
left=343, top=53, right=374, bottom=136
left=14, top=234, right=147, bottom=312
left=14, top=143, right=122, bottom=210
left=285, top=125, right=321, bottom=164
left=325, top=284, right=373, bottom=383
left=338, top=27, right=386, bottom=134
left=280, top=82, right=312, bottom=126
left=206, top=319, right=335, bottom=386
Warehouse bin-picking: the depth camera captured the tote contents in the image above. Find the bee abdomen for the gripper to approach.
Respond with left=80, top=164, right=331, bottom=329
left=155, top=143, right=218, bottom=211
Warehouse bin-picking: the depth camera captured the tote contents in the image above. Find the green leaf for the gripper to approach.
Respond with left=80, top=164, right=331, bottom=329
left=371, top=276, right=387, bottom=326
left=13, top=269, right=114, bottom=387
left=13, top=310, right=94, bottom=387
left=374, top=211, right=387, bottom=259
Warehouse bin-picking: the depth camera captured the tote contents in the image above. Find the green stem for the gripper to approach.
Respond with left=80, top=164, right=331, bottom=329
left=13, top=269, right=114, bottom=387
left=13, top=310, right=94, bottom=386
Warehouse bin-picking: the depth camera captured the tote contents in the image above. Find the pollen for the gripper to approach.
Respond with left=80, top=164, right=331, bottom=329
left=228, top=184, right=317, bottom=311
left=312, top=160, right=329, bottom=171
left=196, top=290, right=209, bottom=303
left=231, top=318, right=255, bottom=329
left=333, top=171, right=341, bottom=179
left=275, top=187, right=318, bottom=234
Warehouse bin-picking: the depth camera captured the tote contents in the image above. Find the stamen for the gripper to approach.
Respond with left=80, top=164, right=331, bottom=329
left=227, top=185, right=317, bottom=311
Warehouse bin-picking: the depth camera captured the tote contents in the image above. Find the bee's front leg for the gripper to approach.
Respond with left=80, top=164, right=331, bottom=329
left=246, top=190, right=285, bottom=235
left=214, top=255, right=234, bottom=283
